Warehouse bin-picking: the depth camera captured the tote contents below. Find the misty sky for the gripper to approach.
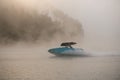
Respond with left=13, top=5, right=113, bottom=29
left=0, top=0, right=120, bottom=51
left=51, top=0, right=120, bottom=51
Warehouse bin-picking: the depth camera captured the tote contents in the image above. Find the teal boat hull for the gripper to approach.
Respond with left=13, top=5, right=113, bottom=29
left=48, top=47, right=84, bottom=56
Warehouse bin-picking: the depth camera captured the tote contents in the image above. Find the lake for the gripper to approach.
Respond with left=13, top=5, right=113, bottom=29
left=0, top=45, right=120, bottom=80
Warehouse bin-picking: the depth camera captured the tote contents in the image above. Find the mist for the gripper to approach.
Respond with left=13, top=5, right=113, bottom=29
left=0, top=1, right=120, bottom=80
left=0, top=0, right=83, bottom=45
left=52, top=0, right=120, bottom=52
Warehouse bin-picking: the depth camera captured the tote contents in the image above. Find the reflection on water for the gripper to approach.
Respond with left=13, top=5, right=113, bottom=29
left=0, top=46, right=120, bottom=80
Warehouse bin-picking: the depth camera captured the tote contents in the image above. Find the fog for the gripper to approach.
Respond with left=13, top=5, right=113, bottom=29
left=0, top=1, right=120, bottom=80
left=51, top=0, right=120, bottom=52
left=0, top=0, right=119, bottom=52
left=0, top=0, right=83, bottom=45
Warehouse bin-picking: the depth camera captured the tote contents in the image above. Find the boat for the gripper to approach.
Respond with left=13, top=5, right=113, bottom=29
left=48, top=42, right=85, bottom=56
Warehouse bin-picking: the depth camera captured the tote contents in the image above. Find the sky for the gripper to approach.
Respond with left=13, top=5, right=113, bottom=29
left=51, top=0, right=120, bottom=51
left=0, top=0, right=120, bottom=51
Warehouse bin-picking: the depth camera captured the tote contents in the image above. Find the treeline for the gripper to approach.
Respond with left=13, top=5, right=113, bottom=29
left=0, top=1, right=83, bottom=44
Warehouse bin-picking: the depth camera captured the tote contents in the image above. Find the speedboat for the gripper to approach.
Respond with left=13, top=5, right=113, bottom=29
left=48, top=42, right=85, bottom=56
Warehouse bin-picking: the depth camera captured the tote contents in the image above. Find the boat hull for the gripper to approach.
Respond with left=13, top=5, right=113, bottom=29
left=48, top=47, right=85, bottom=56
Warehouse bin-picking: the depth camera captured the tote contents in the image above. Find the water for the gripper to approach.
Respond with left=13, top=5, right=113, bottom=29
left=0, top=45, right=120, bottom=80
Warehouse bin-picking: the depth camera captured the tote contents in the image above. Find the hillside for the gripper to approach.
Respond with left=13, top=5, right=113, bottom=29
left=0, top=0, right=83, bottom=44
